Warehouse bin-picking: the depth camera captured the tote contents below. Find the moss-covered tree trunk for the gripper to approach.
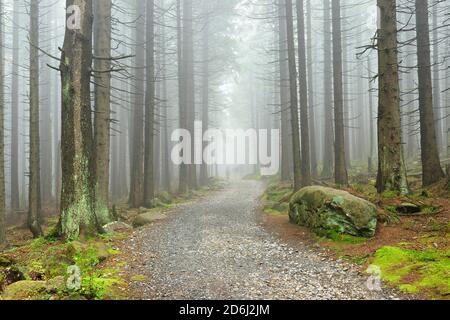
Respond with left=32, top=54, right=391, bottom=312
left=376, top=0, right=409, bottom=194
left=28, top=0, right=43, bottom=238
left=59, top=0, right=98, bottom=239
left=0, top=0, right=6, bottom=248
left=285, top=0, right=303, bottom=191
left=331, top=0, right=348, bottom=186
left=415, top=0, right=444, bottom=186
left=93, top=0, right=113, bottom=225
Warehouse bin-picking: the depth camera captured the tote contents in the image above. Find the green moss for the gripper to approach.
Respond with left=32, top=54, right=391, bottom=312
left=323, top=231, right=368, bottom=244
left=381, top=190, right=398, bottom=199
left=262, top=182, right=293, bottom=215
left=371, top=246, right=450, bottom=298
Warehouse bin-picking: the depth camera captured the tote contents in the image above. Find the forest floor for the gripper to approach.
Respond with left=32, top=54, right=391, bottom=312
left=117, top=180, right=403, bottom=300
left=261, top=179, right=450, bottom=300
left=1, top=179, right=447, bottom=300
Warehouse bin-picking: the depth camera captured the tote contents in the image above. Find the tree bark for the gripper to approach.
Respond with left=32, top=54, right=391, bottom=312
left=432, top=1, right=442, bottom=153
left=278, top=0, right=292, bottom=181
left=322, top=0, right=334, bottom=178
left=306, top=0, right=317, bottom=179
left=415, top=0, right=444, bottom=186
left=177, top=0, right=188, bottom=194
left=10, top=1, right=20, bottom=211
left=331, top=0, right=348, bottom=185
left=296, top=0, right=311, bottom=187
left=285, top=0, right=302, bottom=191
left=367, top=56, right=375, bottom=173
left=183, top=0, right=197, bottom=190
left=200, top=5, right=210, bottom=186
left=129, top=0, right=145, bottom=207
left=0, top=0, right=6, bottom=248
left=28, top=0, right=43, bottom=238
left=376, top=0, right=409, bottom=194
left=93, top=0, right=113, bottom=224
left=59, top=0, right=97, bottom=239
left=143, top=0, right=155, bottom=207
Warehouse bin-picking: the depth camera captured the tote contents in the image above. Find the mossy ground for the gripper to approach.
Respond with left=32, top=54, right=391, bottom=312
left=370, top=245, right=449, bottom=298
left=262, top=178, right=450, bottom=300
left=0, top=233, right=129, bottom=300
left=261, top=181, right=293, bottom=216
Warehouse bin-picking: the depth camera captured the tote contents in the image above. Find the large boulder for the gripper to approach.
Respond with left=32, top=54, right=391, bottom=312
left=1, top=280, right=48, bottom=300
left=132, top=212, right=167, bottom=228
left=289, top=186, right=377, bottom=238
left=1, top=276, right=67, bottom=300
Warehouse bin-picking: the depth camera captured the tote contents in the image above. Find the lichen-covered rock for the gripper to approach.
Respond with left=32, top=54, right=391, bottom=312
left=132, top=212, right=167, bottom=228
left=46, top=276, right=66, bottom=294
left=1, top=280, right=48, bottom=300
left=1, top=276, right=68, bottom=300
left=289, top=186, right=377, bottom=238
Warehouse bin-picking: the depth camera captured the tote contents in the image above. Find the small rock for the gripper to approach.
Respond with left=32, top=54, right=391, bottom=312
left=103, top=221, right=133, bottom=233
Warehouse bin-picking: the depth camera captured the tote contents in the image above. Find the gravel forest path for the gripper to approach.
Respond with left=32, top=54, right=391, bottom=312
left=124, top=180, right=401, bottom=300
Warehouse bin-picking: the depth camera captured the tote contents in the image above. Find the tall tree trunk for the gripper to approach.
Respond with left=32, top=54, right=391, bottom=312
left=183, top=0, right=197, bottom=190
left=40, top=57, right=52, bottom=206
left=160, top=7, right=171, bottom=193
left=28, top=0, right=43, bottom=238
left=0, top=0, right=6, bottom=248
left=367, top=56, right=375, bottom=173
left=11, top=1, right=20, bottom=211
left=144, top=0, right=155, bottom=207
left=322, top=0, right=334, bottom=178
left=376, top=0, right=409, bottom=194
left=177, top=0, right=188, bottom=194
left=278, top=0, right=292, bottom=181
left=432, top=1, right=442, bottom=153
left=415, top=0, right=444, bottom=186
left=446, top=34, right=450, bottom=157
left=93, top=0, right=113, bottom=224
left=285, top=0, right=302, bottom=191
left=59, top=0, right=97, bottom=239
left=129, top=0, right=145, bottom=207
left=296, top=0, right=311, bottom=186
left=200, top=6, right=209, bottom=186
left=306, top=0, right=317, bottom=179
left=331, top=0, right=348, bottom=185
